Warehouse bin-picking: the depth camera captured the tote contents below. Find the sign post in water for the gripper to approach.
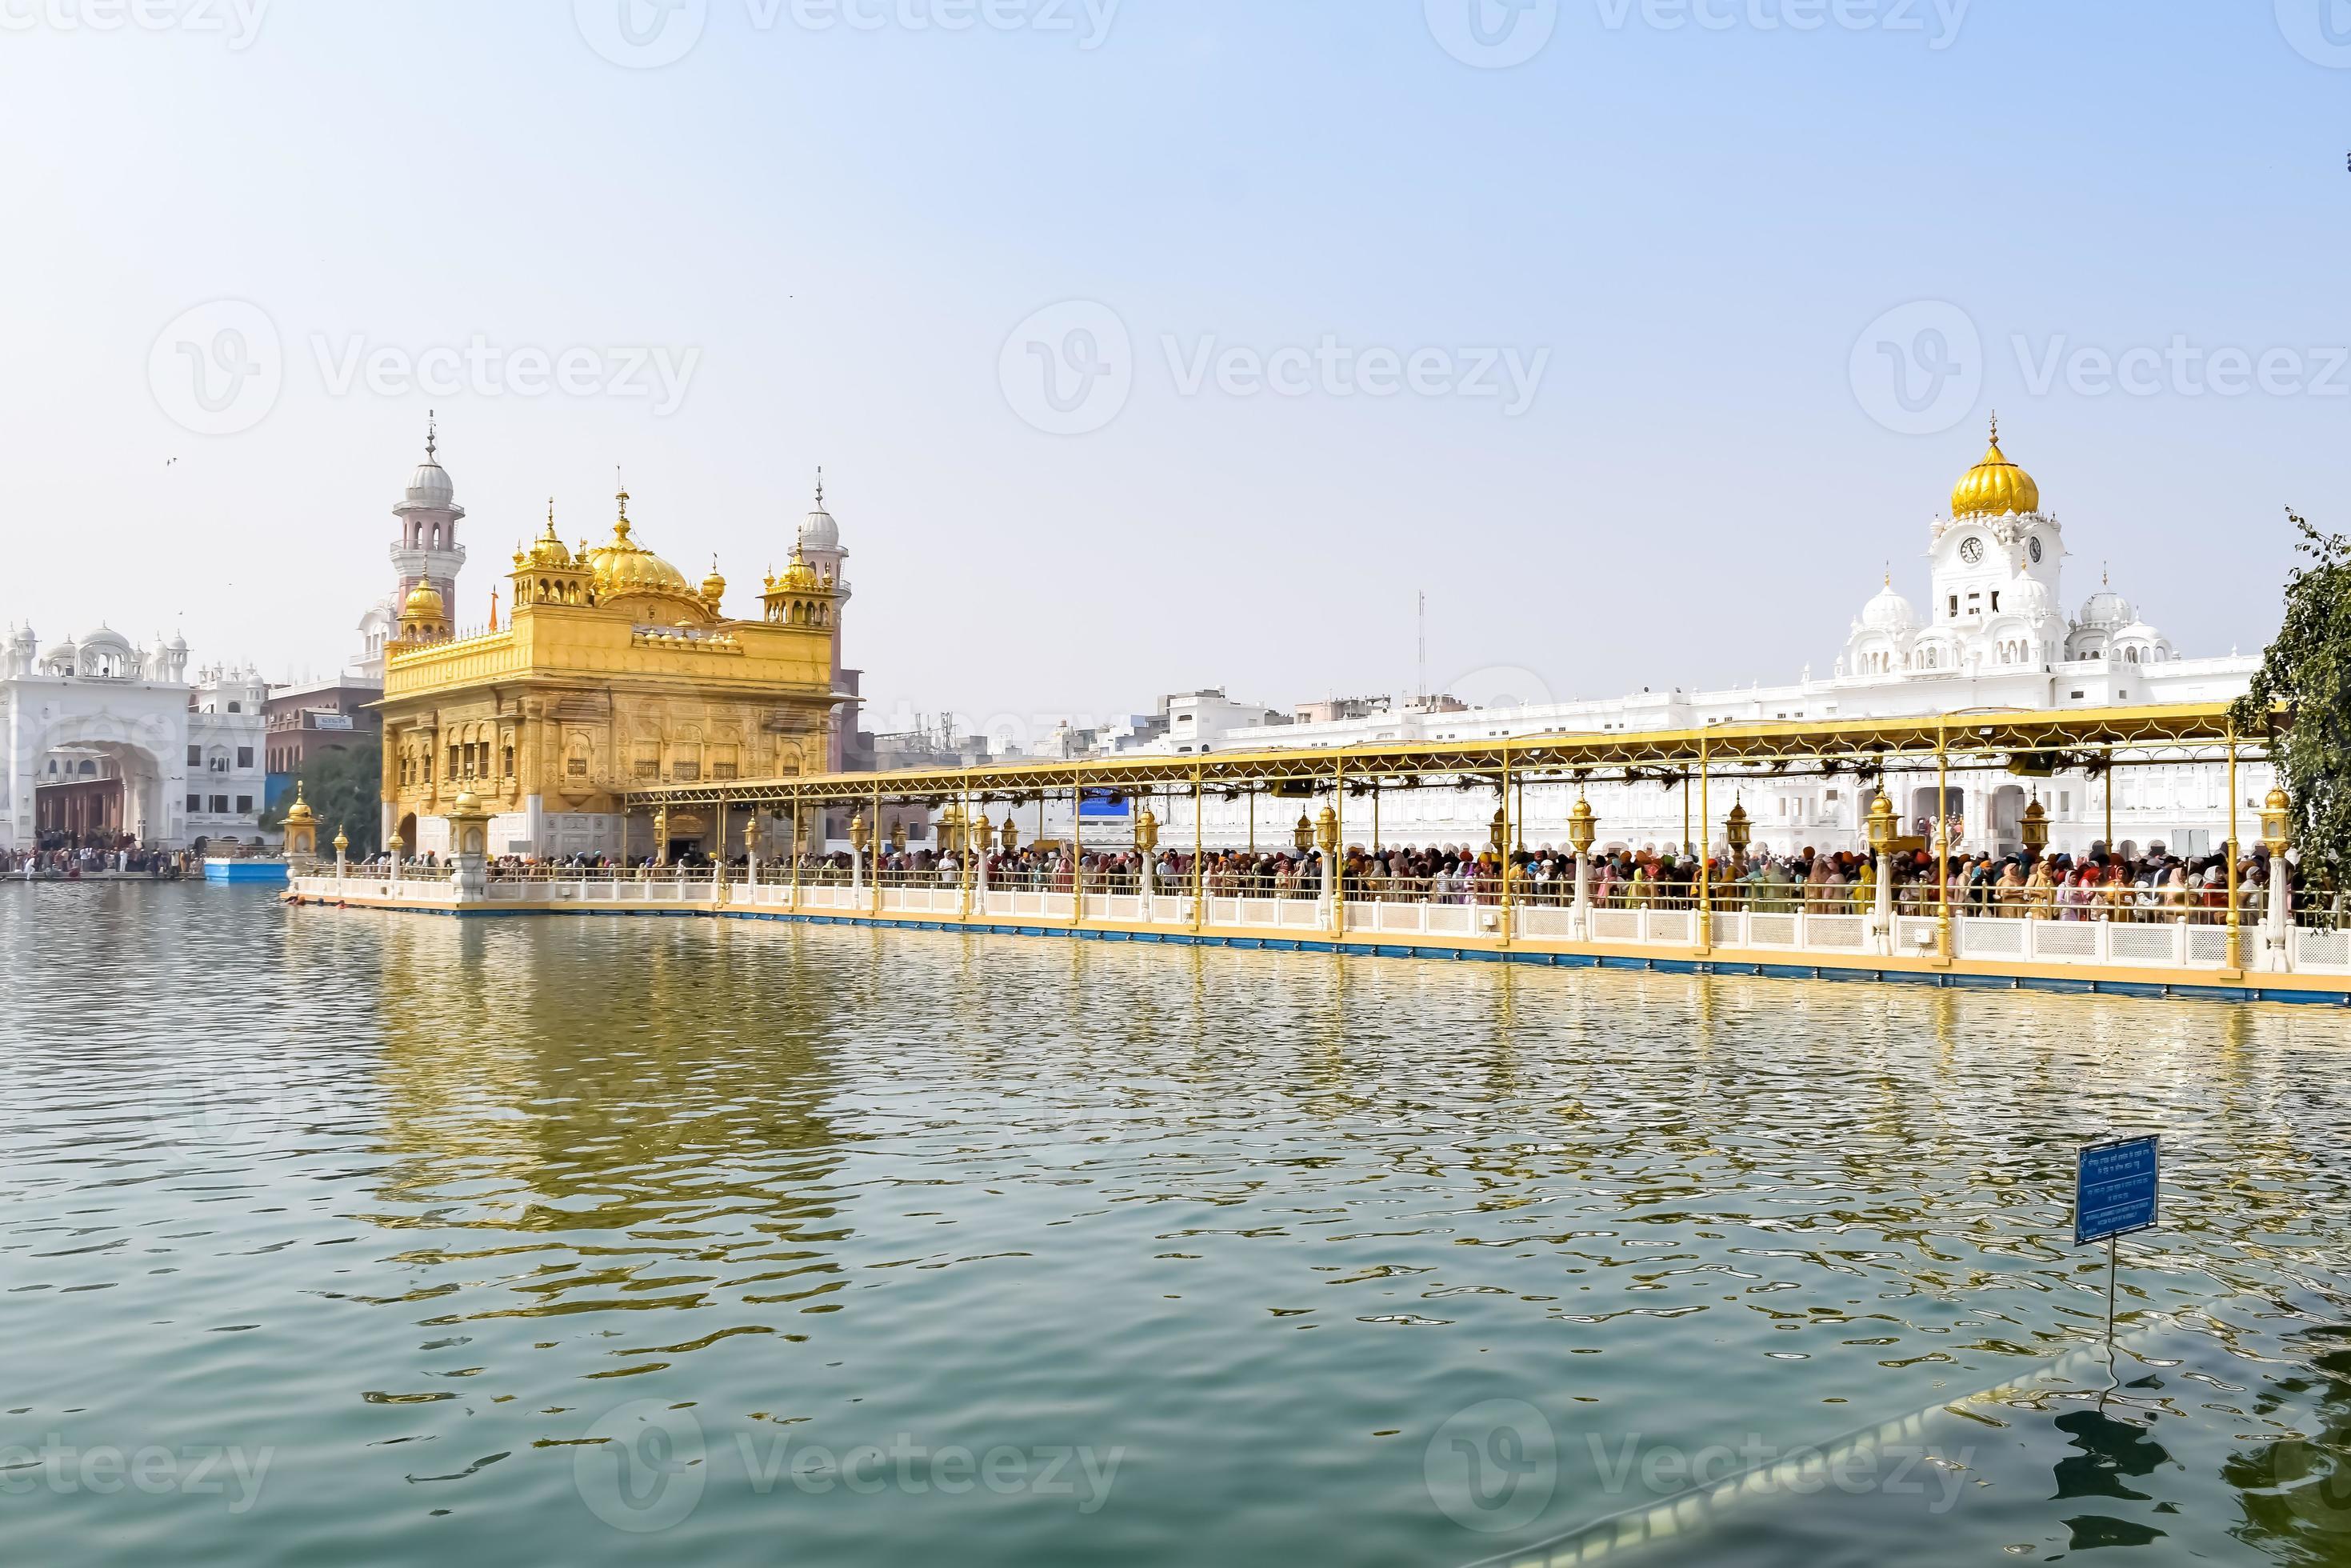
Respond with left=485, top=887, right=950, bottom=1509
left=2074, top=1134, right=2160, bottom=1356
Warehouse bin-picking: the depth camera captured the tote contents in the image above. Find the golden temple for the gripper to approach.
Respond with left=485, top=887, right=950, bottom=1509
left=378, top=483, right=842, bottom=861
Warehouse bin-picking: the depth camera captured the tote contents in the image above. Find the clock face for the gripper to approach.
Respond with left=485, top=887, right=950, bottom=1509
left=1959, top=537, right=1985, bottom=565
left=2029, top=537, right=2044, bottom=563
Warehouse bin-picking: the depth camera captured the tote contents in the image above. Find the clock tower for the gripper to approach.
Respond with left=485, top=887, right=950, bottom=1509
left=1921, top=419, right=2066, bottom=671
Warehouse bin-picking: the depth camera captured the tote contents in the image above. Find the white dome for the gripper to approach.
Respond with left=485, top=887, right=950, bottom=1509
left=404, top=458, right=455, bottom=509
left=2078, top=587, right=2133, bottom=628
left=2113, top=620, right=2165, bottom=646
left=2007, top=579, right=2054, bottom=619
left=39, top=638, right=77, bottom=665
left=78, top=624, right=130, bottom=650
left=798, top=471, right=841, bottom=552
left=799, top=505, right=839, bottom=552
left=1857, top=581, right=1919, bottom=632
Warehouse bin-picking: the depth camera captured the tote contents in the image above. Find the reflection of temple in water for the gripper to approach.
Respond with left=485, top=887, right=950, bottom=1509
left=362, top=918, right=854, bottom=1314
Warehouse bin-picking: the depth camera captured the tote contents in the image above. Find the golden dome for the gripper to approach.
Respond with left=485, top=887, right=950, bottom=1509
left=1950, top=418, right=2041, bottom=518
left=401, top=579, right=446, bottom=621
left=701, top=556, right=727, bottom=602
left=526, top=503, right=574, bottom=568
left=773, top=545, right=822, bottom=592
left=283, top=782, right=315, bottom=824
left=585, top=513, right=696, bottom=602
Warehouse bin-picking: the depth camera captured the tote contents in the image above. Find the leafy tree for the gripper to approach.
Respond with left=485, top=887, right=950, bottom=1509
left=2230, top=510, right=2351, bottom=888
left=263, top=741, right=383, bottom=858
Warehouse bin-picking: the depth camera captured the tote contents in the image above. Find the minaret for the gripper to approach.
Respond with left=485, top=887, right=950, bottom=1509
left=795, top=469, right=854, bottom=768
left=797, top=468, right=850, bottom=637
left=389, top=412, right=467, bottom=628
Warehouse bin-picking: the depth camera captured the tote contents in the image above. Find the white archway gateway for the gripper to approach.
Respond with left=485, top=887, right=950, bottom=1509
left=2, top=624, right=267, bottom=851
left=10, top=706, right=186, bottom=852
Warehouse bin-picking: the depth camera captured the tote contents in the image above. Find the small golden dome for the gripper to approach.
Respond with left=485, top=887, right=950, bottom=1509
left=283, top=782, right=315, bottom=824
left=1950, top=417, right=2041, bottom=518
left=777, top=544, right=821, bottom=591
left=402, top=579, right=446, bottom=622
left=701, top=556, right=727, bottom=602
left=528, top=505, right=574, bottom=568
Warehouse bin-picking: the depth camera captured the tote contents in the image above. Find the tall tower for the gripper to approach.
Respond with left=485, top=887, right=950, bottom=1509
left=797, top=469, right=854, bottom=770
left=390, top=415, right=467, bottom=627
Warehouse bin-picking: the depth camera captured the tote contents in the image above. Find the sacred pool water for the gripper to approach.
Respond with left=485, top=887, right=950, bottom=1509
left=5, top=885, right=2348, bottom=1566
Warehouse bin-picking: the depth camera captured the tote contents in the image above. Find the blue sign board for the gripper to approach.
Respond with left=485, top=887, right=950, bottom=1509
left=1078, top=788, right=1131, bottom=820
left=2074, top=1135, right=2159, bottom=1246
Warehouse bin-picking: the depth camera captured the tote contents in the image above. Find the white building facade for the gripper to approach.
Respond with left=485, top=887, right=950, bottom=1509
left=1110, top=428, right=2269, bottom=862
left=1, top=626, right=273, bottom=850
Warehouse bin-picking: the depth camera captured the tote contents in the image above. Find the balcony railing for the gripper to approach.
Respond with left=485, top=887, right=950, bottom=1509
left=290, top=860, right=2350, bottom=978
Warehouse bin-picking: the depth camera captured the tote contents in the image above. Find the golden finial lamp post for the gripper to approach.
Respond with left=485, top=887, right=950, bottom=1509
left=1293, top=809, right=1313, bottom=856
left=744, top=814, right=762, bottom=890
left=332, top=825, right=349, bottom=885
left=386, top=829, right=404, bottom=887
left=281, top=782, right=318, bottom=869
left=971, top=806, right=996, bottom=903
left=2020, top=794, right=2049, bottom=860
left=444, top=789, right=492, bottom=902
left=1568, top=791, right=1597, bottom=940
left=2261, top=786, right=2293, bottom=962
left=1866, top=790, right=1898, bottom=949
left=849, top=810, right=869, bottom=897
left=1315, top=803, right=1341, bottom=934
left=1135, top=805, right=1160, bottom=899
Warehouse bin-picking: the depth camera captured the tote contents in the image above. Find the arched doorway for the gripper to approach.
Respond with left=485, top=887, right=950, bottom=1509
left=395, top=812, right=419, bottom=853
left=31, top=718, right=173, bottom=849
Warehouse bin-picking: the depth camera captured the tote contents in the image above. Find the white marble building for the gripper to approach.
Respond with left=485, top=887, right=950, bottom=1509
left=1110, top=426, right=2269, bottom=862
left=1, top=625, right=273, bottom=850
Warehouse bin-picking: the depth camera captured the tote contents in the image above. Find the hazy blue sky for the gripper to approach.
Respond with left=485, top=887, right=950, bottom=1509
left=3, top=0, right=2345, bottom=741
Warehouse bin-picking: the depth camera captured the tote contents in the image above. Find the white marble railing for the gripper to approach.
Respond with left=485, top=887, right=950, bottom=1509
left=288, top=874, right=2350, bottom=978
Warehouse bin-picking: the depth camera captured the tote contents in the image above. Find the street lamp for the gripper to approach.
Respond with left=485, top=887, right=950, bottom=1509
left=971, top=810, right=997, bottom=854
left=1135, top=806, right=1160, bottom=855
left=1489, top=805, right=1508, bottom=858
left=1000, top=815, right=1020, bottom=854
left=1724, top=797, right=1752, bottom=863
left=938, top=802, right=965, bottom=856
left=1315, top=805, right=1338, bottom=857
left=1293, top=810, right=1313, bottom=854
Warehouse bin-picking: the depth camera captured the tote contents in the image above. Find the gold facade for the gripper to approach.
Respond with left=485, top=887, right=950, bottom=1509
left=378, top=489, right=841, bottom=854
